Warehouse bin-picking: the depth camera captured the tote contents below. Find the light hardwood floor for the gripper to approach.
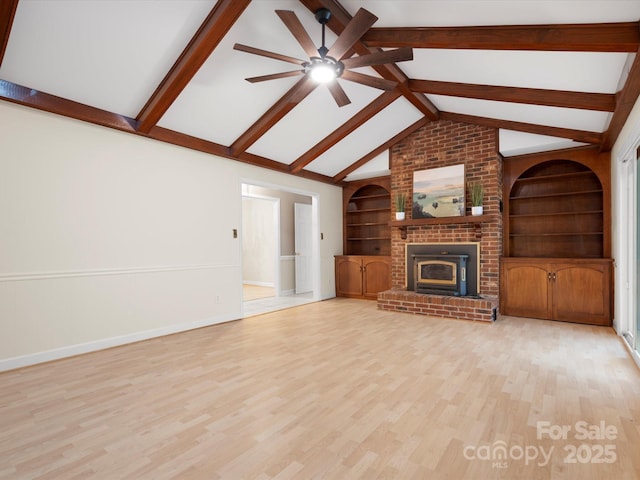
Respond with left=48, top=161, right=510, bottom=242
left=1, top=298, right=639, bottom=479
left=243, top=285, right=276, bottom=302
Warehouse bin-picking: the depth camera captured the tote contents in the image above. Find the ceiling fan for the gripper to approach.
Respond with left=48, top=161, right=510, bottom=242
left=233, top=8, right=413, bottom=107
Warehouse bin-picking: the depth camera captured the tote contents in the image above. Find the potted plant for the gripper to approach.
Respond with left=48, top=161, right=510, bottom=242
left=395, top=192, right=407, bottom=220
left=470, top=182, right=484, bottom=216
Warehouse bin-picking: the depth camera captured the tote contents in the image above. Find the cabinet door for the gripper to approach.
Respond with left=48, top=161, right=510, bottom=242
left=501, top=261, right=552, bottom=319
left=335, top=257, right=363, bottom=297
left=552, top=263, right=611, bottom=325
left=362, top=256, right=391, bottom=299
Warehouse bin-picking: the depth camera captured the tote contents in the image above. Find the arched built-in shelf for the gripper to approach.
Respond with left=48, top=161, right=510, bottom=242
left=506, top=159, right=604, bottom=258
left=344, top=179, right=391, bottom=256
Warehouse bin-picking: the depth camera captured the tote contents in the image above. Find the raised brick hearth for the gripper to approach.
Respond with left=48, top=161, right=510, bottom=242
left=378, top=119, right=503, bottom=322
left=378, top=290, right=498, bottom=322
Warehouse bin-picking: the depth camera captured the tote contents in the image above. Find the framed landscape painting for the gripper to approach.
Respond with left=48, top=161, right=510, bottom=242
left=412, top=164, right=465, bottom=218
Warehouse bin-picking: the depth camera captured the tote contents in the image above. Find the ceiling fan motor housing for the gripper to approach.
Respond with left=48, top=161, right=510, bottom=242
left=315, top=8, right=332, bottom=24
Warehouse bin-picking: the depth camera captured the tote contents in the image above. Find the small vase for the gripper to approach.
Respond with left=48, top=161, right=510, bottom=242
left=396, top=211, right=405, bottom=221
left=471, top=206, right=483, bottom=216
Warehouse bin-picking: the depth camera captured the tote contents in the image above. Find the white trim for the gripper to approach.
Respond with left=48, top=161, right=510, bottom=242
left=0, top=313, right=239, bottom=372
left=242, top=281, right=275, bottom=288
left=0, top=264, right=225, bottom=283
left=621, top=334, right=640, bottom=370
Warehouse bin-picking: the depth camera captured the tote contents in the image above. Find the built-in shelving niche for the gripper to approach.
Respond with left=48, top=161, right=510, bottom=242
left=507, top=160, right=604, bottom=258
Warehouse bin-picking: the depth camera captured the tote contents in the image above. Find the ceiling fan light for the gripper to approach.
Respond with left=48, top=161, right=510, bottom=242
left=310, top=63, right=337, bottom=83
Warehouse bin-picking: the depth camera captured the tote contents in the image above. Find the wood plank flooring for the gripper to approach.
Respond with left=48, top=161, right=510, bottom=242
left=1, top=298, right=639, bottom=479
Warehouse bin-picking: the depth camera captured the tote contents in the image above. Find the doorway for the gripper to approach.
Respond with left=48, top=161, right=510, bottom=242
left=241, top=183, right=318, bottom=317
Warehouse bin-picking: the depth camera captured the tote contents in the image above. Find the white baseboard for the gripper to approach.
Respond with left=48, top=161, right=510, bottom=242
left=620, top=334, right=640, bottom=370
left=0, top=313, right=239, bottom=372
left=243, top=281, right=275, bottom=287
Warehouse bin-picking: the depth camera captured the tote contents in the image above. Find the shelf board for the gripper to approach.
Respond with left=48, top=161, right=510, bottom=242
left=347, top=237, right=391, bottom=241
left=509, top=210, right=603, bottom=218
left=389, top=214, right=495, bottom=227
left=347, top=222, right=389, bottom=227
left=514, top=171, right=595, bottom=183
left=347, top=207, right=389, bottom=213
left=510, top=189, right=602, bottom=200
left=389, top=214, right=496, bottom=240
left=350, top=193, right=389, bottom=200
left=509, top=232, right=603, bottom=237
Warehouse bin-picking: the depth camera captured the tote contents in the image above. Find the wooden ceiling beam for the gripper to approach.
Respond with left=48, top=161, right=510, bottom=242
left=136, top=0, right=251, bottom=133
left=0, top=0, right=18, bottom=66
left=289, top=89, right=402, bottom=173
left=230, top=75, right=317, bottom=156
left=409, top=79, right=616, bottom=112
left=299, top=0, right=439, bottom=120
left=332, top=117, right=429, bottom=183
left=153, top=126, right=339, bottom=183
left=601, top=49, right=640, bottom=151
left=440, top=111, right=603, bottom=145
left=0, top=80, right=343, bottom=186
left=0, top=79, right=138, bottom=132
left=363, top=22, right=640, bottom=52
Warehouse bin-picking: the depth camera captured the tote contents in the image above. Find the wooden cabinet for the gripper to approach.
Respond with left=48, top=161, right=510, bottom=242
left=501, top=148, right=613, bottom=326
left=343, top=177, right=391, bottom=256
left=500, top=258, right=612, bottom=326
left=335, top=255, right=391, bottom=299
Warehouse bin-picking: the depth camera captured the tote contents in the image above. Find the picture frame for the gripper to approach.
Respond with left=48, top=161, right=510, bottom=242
left=412, top=164, right=465, bottom=218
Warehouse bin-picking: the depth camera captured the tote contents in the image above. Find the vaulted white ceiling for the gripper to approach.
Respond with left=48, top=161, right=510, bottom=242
left=1, top=0, right=639, bottom=184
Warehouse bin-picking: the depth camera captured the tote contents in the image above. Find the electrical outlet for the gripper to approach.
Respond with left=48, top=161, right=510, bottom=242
left=215, top=295, right=221, bottom=304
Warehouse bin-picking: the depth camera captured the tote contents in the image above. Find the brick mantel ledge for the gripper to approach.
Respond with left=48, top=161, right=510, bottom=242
left=377, top=290, right=498, bottom=322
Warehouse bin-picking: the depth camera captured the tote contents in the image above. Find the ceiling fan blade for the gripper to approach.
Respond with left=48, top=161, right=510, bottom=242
left=341, top=70, right=398, bottom=91
left=276, top=10, right=319, bottom=59
left=233, top=44, right=306, bottom=65
left=342, top=48, right=413, bottom=69
left=245, top=70, right=304, bottom=83
left=327, top=8, right=378, bottom=60
left=327, top=81, right=351, bottom=107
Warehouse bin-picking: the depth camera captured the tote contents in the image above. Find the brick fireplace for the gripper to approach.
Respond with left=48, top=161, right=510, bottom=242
left=377, top=120, right=503, bottom=322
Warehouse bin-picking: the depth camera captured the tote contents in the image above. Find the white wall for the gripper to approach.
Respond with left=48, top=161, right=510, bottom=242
left=0, top=102, right=343, bottom=370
